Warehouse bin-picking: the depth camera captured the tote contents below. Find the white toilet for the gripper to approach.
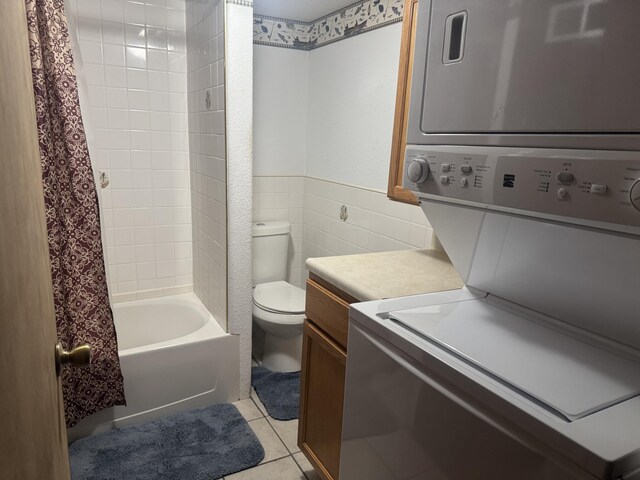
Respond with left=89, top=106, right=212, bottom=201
left=252, top=221, right=306, bottom=372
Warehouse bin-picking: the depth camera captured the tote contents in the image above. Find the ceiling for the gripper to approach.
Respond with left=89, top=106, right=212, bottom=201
left=253, top=0, right=359, bottom=22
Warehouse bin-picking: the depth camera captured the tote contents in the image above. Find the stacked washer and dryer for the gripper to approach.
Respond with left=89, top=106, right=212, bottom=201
left=340, top=1, right=640, bottom=479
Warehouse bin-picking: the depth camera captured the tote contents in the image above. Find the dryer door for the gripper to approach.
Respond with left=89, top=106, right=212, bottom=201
left=408, top=0, right=640, bottom=149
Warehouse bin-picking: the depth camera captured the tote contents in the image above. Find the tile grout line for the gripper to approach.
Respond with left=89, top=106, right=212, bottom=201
left=264, top=415, right=299, bottom=456
left=245, top=394, right=311, bottom=479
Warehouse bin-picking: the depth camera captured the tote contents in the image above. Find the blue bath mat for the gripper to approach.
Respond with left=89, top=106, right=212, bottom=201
left=69, top=403, right=264, bottom=480
left=251, top=366, right=300, bottom=420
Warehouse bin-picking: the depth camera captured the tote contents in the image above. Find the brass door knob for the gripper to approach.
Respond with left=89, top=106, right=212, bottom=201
left=55, top=342, right=91, bottom=376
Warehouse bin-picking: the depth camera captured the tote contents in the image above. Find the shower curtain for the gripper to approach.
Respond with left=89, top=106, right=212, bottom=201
left=25, top=0, right=125, bottom=427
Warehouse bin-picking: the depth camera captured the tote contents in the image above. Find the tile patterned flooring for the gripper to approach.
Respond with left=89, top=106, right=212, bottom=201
left=223, top=389, right=320, bottom=480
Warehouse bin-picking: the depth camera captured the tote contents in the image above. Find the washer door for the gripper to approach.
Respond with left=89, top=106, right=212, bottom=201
left=340, top=323, right=595, bottom=480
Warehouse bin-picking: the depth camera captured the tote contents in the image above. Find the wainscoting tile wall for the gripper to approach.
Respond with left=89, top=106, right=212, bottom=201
left=253, top=176, right=434, bottom=288
left=303, top=177, right=433, bottom=259
left=66, top=0, right=192, bottom=302
left=253, top=177, right=304, bottom=288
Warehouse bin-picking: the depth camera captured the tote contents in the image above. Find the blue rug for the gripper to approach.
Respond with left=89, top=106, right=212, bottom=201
left=69, top=403, right=264, bottom=480
left=251, top=366, right=300, bottom=421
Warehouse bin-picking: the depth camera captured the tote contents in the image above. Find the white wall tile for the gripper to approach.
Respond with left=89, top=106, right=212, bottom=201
left=79, top=18, right=102, bottom=42
left=253, top=176, right=434, bottom=289
left=77, top=0, right=101, bottom=18
left=103, top=43, right=126, bottom=66
left=101, top=21, right=124, bottom=44
left=147, top=27, right=168, bottom=50
left=101, top=0, right=124, bottom=23
left=126, top=46, right=147, bottom=68
left=124, top=1, right=145, bottom=25
left=106, top=87, right=128, bottom=108
left=187, top=0, right=227, bottom=327
left=125, top=23, right=146, bottom=47
left=67, top=0, right=191, bottom=298
left=104, top=66, right=127, bottom=87
left=81, top=40, right=104, bottom=64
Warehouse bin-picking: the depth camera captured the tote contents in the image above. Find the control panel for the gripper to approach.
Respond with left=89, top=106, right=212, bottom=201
left=404, top=145, right=640, bottom=230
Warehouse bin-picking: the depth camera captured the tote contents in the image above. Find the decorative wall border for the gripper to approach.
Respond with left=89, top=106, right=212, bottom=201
left=253, top=0, right=404, bottom=51
left=228, top=0, right=253, bottom=6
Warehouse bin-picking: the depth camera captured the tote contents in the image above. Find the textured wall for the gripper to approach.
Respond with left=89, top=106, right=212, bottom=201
left=186, top=0, right=228, bottom=328
left=226, top=0, right=255, bottom=399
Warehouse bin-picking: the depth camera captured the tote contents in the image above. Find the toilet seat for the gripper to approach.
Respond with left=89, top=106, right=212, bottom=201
left=253, top=281, right=305, bottom=315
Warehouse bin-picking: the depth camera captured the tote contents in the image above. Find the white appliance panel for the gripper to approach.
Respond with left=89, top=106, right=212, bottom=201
left=407, top=0, right=640, bottom=150
left=420, top=200, right=640, bottom=350
left=416, top=0, right=640, bottom=135
left=340, top=322, right=595, bottom=480
left=401, top=145, right=640, bottom=349
left=404, top=146, right=640, bottom=231
left=389, top=299, right=640, bottom=421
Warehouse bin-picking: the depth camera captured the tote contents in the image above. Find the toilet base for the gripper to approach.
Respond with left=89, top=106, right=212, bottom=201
left=262, top=331, right=302, bottom=372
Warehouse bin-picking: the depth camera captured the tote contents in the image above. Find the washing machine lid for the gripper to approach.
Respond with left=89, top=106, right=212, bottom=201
left=253, top=281, right=306, bottom=314
left=389, top=298, right=640, bottom=422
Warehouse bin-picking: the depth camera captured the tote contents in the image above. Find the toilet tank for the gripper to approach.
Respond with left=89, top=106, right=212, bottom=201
left=252, top=221, right=291, bottom=286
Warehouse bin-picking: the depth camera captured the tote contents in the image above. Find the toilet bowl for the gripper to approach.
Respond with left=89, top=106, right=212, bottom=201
left=252, top=281, right=305, bottom=372
left=252, top=221, right=306, bottom=372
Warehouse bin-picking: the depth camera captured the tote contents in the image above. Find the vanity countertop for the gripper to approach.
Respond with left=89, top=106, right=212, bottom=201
left=305, top=248, right=464, bottom=302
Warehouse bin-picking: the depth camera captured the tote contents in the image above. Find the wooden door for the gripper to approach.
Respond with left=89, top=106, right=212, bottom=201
left=0, top=2, right=71, bottom=479
left=298, top=321, right=347, bottom=480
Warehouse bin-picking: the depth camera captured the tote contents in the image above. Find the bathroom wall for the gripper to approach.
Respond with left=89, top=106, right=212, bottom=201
left=306, top=24, right=402, bottom=191
left=252, top=175, right=431, bottom=289
left=186, top=0, right=228, bottom=328
left=303, top=177, right=433, bottom=259
left=225, top=0, right=255, bottom=399
left=253, top=23, right=403, bottom=190
left=253, top=3, right=433, bottom=286
left=253, top=46, right=308, bottom=177
left=66, top=0, right=192, bottom=301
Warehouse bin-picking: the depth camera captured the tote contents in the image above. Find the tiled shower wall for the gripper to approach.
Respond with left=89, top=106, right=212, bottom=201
left=66, top=0, right=192, bottom=300
left=253, top=176, right=434, bottom=288
left=186, top=0, right=228, bottom=328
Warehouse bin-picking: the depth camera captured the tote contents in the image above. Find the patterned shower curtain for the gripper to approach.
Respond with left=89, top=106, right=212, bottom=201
left=25, top=0, right=125, bottom=427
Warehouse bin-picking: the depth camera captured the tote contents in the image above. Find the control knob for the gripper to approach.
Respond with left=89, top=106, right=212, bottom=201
left=407, top=158, right=430, bottom=184
left=630, top=180, right=640, bottom=211
left=557, top=172, right=574, bottom=184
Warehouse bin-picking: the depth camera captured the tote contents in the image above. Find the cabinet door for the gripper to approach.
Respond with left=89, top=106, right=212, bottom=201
left=298, top=320, right=347, bottom=480
left=388, top=0, right=419, bottom=206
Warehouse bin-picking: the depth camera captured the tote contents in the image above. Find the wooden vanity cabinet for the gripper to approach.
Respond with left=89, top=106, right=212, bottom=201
left=298, top=274, right=357, bottom=480
left=299, top=2, right=424, bottom=477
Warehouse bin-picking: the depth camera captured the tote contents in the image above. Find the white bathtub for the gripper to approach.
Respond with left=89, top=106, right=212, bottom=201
left=68, top=293, right=239, bottom=441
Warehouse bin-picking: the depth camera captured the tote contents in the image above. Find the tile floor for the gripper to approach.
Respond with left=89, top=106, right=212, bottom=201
left=224, top=389, right=320, bottom=480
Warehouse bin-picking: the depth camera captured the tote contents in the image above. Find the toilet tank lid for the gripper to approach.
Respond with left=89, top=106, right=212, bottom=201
left=254, top=281, right=305, bottom=314
left=252, top=221, right=290, bottom=237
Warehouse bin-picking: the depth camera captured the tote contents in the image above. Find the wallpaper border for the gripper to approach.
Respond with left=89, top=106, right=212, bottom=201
left=253, top=0, right=404, bottom=51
